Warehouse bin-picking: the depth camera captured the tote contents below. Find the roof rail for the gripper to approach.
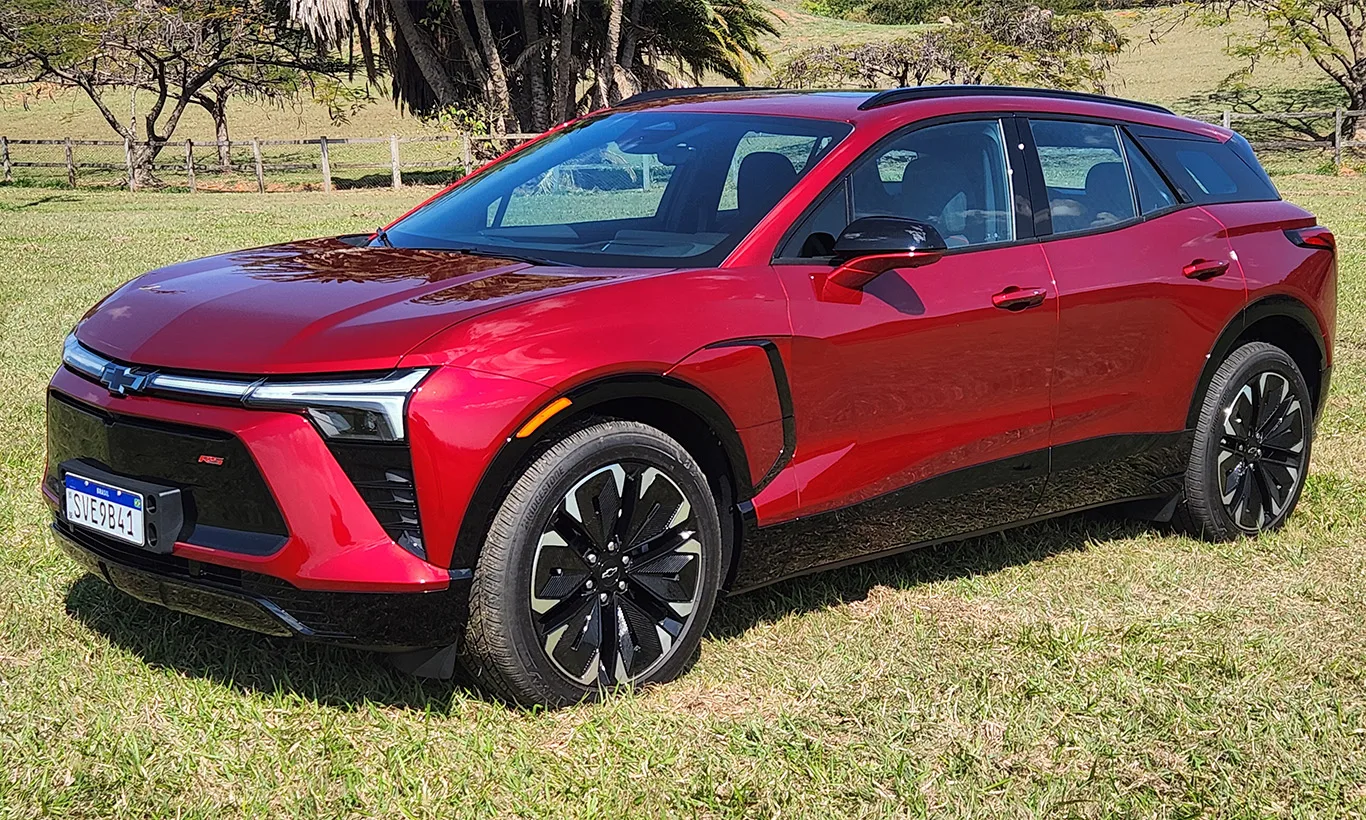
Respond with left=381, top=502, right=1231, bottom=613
left=613, top=86, right=780, bottom=107
left=858, top=85, right=1172, bottom=115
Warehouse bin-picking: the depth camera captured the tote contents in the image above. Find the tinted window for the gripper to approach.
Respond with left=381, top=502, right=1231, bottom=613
left=1121, top=133, right=1178, bottom=215
left=387, top=112, right=849, bottom=267
left=782, top=119, right=1014, bottom=257
left=1029, top=120, right=1136, bottom=234
left=1137, top=135, right=1279, bottom=204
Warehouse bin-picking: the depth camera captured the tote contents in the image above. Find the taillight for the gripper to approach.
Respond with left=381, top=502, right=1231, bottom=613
left=1285, top=226, right=1336, bottom=252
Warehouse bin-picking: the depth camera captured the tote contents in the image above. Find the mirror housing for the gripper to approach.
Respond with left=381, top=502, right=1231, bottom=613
left=826, top=216, right=947, bottom=291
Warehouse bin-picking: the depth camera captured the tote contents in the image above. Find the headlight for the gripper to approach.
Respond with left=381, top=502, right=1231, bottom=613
left=60, top=334, right=428, bottom=442
left=244, top=369, right=430, bottom=442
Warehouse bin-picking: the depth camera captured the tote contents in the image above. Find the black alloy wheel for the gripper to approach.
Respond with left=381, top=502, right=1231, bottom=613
left=461, top=420, right=722, bottom=706
left=1178, top=341, right=1314, bottom=539
left=529, top=462, right=703, bottom=685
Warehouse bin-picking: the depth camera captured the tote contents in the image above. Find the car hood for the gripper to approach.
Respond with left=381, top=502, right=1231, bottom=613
left=74, top=237, right=627, bottom=374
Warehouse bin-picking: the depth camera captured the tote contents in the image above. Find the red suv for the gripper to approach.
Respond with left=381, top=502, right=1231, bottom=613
left=45, top=87, right=1336, bottom=705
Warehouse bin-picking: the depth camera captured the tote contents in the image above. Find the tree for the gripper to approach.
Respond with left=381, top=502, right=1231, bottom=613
left=775, top=1, right=1125, bottom=91
left=1185, top=0, right=1366, bottom=139
left=292, top=0, right=777, bottom=134
left=0, top=0, right=352, bottom=185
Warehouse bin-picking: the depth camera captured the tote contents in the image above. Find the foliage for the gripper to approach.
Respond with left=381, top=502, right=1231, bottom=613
left=289, top=0, right=777, bottom=134
left=776, top=1, right=1126, bottom=90
left=1182, top=0, right=1366, bottom=136
left=0, top=0, right=352, bottom=182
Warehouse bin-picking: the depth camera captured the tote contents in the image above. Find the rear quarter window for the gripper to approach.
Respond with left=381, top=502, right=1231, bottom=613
left=1137, top=135, right=1279, bottom=204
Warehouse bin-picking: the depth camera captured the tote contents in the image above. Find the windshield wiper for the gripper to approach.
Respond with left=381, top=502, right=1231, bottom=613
left=447, top=247, right=574, bottom=268
left=372, top=225, right=394, bottom=248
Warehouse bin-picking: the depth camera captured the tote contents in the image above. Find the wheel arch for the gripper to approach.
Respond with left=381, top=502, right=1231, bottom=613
left=1187, top=295, right=1329, bottom=429
left=449, top=373, right=751, bottom=575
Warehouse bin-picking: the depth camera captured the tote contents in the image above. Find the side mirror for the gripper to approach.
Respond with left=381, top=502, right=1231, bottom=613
left=826, top=216, right=947, bottom=292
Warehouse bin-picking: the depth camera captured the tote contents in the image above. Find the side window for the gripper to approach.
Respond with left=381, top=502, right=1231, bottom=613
left=1029, top=120, right=1136, bottom=234
left=1121, top=132, right=1178, bottom=215
left=780, top=119, right=1014, bottom=257
left=1137, top=135, right=1280, bottom=205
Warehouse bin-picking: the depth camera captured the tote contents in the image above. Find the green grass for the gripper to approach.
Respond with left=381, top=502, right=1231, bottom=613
left=2, top=175, right=1366, bottom=817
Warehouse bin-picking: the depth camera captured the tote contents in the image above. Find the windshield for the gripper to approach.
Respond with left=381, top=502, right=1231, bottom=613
left=384, top=111, right=851, bottom=267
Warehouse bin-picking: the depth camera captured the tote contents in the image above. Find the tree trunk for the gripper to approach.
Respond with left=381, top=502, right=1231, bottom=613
left=470, top=0, right=515, bottom=133
left=553, top=2, right=577, bottom=121
left=212, top=91, right=231, bottom=172
left=386, top=0, right=460, bottom=108
left=130, top=141, right=164, bottom=188
left=596, top=0, right=624, bottom=107
left=520, top=0, right=550, bottom=132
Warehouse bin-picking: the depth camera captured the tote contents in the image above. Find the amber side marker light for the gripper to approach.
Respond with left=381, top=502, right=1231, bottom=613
left=516, top=397, right=573, bottom=439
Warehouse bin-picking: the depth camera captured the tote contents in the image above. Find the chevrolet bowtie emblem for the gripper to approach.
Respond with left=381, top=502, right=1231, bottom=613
left=99, top=362, right=150, bottom=396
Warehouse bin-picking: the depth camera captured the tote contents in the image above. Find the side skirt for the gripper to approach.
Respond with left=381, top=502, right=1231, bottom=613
left=726, top=490, right=1179, bottom=596
left=727, top=431, right=1193, bottom=594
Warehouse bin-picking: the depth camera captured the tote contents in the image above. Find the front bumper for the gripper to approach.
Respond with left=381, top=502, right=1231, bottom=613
left=54, top=519, right=469, bottom=650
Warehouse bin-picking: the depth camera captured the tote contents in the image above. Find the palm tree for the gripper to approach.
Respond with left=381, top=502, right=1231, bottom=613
left=289, top=0, right=776, bottom=133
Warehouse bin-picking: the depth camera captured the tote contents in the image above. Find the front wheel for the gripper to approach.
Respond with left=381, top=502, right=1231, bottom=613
left=1178, top=341, right=1313, bottom=539
left=460, top=420, right=723, bottom=706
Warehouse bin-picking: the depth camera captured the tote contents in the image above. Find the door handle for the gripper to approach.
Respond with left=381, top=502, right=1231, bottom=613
left=1183, top=258, right=1230, bottom=280
left=992, top=286, right=1047, bottom=311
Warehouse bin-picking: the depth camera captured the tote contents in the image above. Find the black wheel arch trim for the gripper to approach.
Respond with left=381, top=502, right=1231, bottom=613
left=1187, top=294, right=1329, bottom=429
left=448, top=371, right=754, bottom=573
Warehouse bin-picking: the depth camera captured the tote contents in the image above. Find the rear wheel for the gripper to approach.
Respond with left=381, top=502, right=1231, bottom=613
left=1178, top=342, right=1313, bottom=539
left=460, top=420, right=723, bottom=706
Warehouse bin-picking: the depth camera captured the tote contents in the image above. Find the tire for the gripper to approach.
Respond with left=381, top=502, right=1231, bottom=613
left=460, top=420, right=724, bottom=706
left=1176, top=341, right=1314, bottom=540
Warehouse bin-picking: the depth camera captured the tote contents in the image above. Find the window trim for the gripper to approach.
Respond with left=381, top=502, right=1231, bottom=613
left=771, top=113, right=1035, bottom=266
left=1018, top=114, right=1202, bottom=244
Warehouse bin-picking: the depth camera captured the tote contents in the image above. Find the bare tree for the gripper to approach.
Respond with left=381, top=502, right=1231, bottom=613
left=0, top=0, right=351, bottom=185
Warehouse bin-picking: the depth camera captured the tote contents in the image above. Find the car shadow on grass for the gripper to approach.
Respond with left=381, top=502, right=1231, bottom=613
left=62, top=509, right=1154, bottom=710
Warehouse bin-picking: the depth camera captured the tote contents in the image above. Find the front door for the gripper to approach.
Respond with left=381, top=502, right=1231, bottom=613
left=737, top=117, right=1059, bottom=587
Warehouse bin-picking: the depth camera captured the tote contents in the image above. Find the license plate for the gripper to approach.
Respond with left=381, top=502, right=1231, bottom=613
left=65, top=473, right=145, bottom=546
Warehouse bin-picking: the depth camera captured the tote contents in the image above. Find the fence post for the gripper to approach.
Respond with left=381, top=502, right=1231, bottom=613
left=124, top=138, right=136, bottom=192
left=642, top=154, right=652, bottom=191
left=390, top=134, right=402, bottom=189
left=252, top=138, right=265, bottom=193
left=462, top=136, right=473, bottom=177
left=319, top=136, right=333, bottom=192
left=1335, top=107, right=1344, bottom=170
left=185, top=139, right=196, bottom=193
left=0, top=136, right=10, bottom=184
left=65, top=137, right=76, bottom=188
left=1222, top=110, right=1232, bottom=130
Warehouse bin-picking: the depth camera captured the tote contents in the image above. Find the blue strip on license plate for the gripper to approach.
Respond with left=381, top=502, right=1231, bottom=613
left=64, top=474, right=144, bottom=510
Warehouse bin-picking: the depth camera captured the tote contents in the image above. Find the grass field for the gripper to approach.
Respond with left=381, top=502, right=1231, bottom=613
left=1, top=173, right=1365, bottom=816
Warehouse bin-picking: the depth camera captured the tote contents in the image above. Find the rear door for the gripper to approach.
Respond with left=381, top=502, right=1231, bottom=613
left=1024, top=117, right=1247, bottom=515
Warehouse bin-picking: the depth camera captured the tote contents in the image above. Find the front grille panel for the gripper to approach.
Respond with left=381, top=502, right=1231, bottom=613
left=326, top=441, right=425, bottom=559
left=47, top=391, right=288, bottom=555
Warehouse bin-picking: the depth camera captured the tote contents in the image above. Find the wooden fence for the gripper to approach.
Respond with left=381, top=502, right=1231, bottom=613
left=4, top=107, right=1366, bottom=193
left=0, top=133, right=540, bottom=192
left=1215, top=108, right=1366, bottom=166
